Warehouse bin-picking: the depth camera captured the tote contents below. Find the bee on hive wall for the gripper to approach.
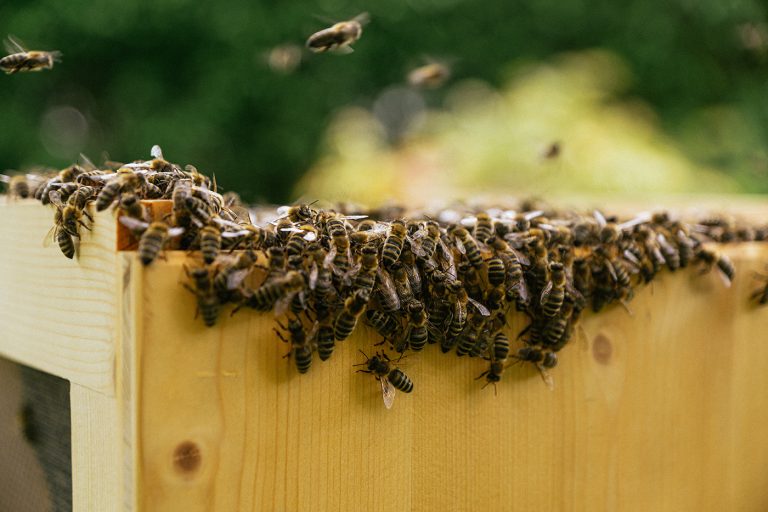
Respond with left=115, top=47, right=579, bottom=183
left=355, top=350, right=413, bottom=409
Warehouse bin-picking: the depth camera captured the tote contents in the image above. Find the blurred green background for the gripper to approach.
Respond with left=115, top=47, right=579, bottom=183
left=1, top=0, right=767, bottom=204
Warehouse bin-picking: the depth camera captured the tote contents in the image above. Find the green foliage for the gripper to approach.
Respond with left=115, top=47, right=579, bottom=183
left=0, top=0, right=767, bottom=202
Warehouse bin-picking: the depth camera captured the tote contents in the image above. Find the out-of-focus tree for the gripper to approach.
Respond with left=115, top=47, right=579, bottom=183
left=0, top=0, right=766, bottom=202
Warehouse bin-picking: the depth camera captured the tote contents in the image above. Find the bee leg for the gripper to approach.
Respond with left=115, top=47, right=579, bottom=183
left=83, top=210, right=94, bottom=223
left=516, top=322, right=532, bottom=340
left=475, top=370, right=489, bottom=381
left=619, top=300, right=634, bottom=316
left=273, top=328, right=288, bottom=344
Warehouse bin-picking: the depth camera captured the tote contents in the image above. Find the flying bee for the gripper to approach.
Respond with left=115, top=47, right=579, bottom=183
left=696, top=247, right=735, bottom=287
left=183, top=265, right=220, bottom=327
left=513, top=346, right=555, bottom=390
left=274, top=318, right=313, bottom=374
left=1, top=35, right=61, bottom=74
left=382, top=219, right=408, bottom=269
left=306, top=13, right=369, bottom=54
left=334, top=288, right=369, bottom=341
left=118, top=217, right=185, bottom=266
left=354, top=350, right=413, bottom=410
left=402, top=301, right=428, bottom=352
left=407, top=61, right=451, bottom=89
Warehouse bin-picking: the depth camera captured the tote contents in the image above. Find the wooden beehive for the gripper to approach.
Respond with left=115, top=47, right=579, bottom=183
left=1, top=198, right=768, bottom=511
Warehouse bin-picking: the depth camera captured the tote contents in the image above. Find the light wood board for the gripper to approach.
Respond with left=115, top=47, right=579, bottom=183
left=132, top=248, right=768, bottom=512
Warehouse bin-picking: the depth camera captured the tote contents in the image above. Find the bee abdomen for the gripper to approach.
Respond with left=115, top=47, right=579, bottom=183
left=294, top=346, right=313, bottom=374
left=57, top=229, right=75, bottom=259
left=199, top=297, right=220, bottom=327
left=387, top=368, right=413, bottom=393
left=200, top=227, right=221, bottom=264
left=138, top=232, right=165, bottom=266
left=334, top=312, right=358, bottom=341
left=316, top=325, right=336, bottom=361
left=408, top=325, right=428, bottom=352
left=541, top=289, right=565, bottom=317
left=487, top=257, right=505, bottom=287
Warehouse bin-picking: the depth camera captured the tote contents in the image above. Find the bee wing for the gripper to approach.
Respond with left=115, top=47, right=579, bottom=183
left=118, top=216, right=149, bottom=233
left=343, top=214, right=368, bottom=220
left=509, top=247, right=530, bottom=266
left=515, top=279, right=530, bottom=304
left=604, top=259, right=618, bottom=282
left=377, top=269, right=401, bottom=310
left=380, top=377, right=396, bottom=410
left=405, top=264, right=422, bottom=294
left=536, top=363, right=555, bottom=391
left=274, top=291, right=298, bottom=317
left=168, top=227, right=185, bottom=238
left=352, top=12, right=370, bottom=25
left=715, top=266, right=733, bottom=288
left=5, top=35, right=27, bottom=53
left=453, top=235, right=466, bottom=255
left=48, top=190, right=65, bottom=208
left=593, top=210, right=607, bottom=228
left=42, top=224, right=57, bottom=248
left=221, top=229, right=254, bottom=239
left=468, top=297, right=490, bottom=316
left=0, top=174, right=11, bottom=183
left=524, top=210, right=544, bottom=221
left=309, top=262, right=319, bottom=290
left=323, top=245, right=337, bottom=269
left=303, top=231, right=318, bottom=242
left=618, top=213, right=651, bottom=231
left=150, top=145, right=164, bottom=160
left=226, top=268, right=250, bottom=290
left=460, top=216, right=476, bottom=228
left=280, top=226, right=304, bottom=234
left=540, top=280, right=554, bottom=305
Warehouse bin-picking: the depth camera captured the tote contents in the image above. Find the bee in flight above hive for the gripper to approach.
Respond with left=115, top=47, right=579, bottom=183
left=306, top=13, right=369, bottom=54
left=0, top=35, right=61, bottom=74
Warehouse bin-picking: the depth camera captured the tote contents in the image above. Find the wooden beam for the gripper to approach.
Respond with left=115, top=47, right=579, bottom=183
left=133, top=247, right=768, bottom=511
left=0, top=200, right=118, bottom=395
left=71, top=384, right=121, bottom=511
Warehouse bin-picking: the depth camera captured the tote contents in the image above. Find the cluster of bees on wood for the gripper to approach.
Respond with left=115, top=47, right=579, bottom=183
left=3, top=147, right=768, bottom=409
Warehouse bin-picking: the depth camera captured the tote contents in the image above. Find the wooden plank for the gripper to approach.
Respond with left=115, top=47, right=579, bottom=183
left=133, top=247, right=768, bottom=512
left=71, top=383, right=121, bottom=511
left=0, top=200, right=118, bottom=394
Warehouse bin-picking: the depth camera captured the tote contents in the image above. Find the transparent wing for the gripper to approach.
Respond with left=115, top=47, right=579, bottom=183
left=380, top=377, right=396, bottom=409
left=524, top=210, right=544, bottom=221
left=309, top=262, right=319, bottom=290
left=48, top=190, right=65, bottom=208
left=454, top=236, right=466, bottom=255
left=119, top=216, right=149, bottom=233
left=618, top=212, right=651, bottom=231
left=536, top=363, right=555, bottom=391
left=539, top=280, right=554, bottom=305
left=5, top=35, right=26, bottom=54
left=150, top=145, right=164, bottom=160
left=593, top=210, right=607, bottom=228
left=468, top=297, right=490, bottom=316
left=168, top=227, right=185, bottom=237
left=377, top=269, right=401, bottom=310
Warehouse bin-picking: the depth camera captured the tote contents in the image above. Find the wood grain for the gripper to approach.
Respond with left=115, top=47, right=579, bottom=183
left=134, top=247, right=768, bottom=512
left=0, top=200, right=118, bottom=394
left=71, top=383, right=121, bottom=511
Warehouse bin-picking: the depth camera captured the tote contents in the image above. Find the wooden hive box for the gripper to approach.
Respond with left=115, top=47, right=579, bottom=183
left=1, top=198, right=768, bottom=511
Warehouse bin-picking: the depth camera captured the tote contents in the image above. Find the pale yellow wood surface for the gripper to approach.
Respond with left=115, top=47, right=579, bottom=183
left=0, top=200, right=118, bottom=394
left=134, top=248, right=768, bottom=512
left=71, top=383, right=121, bottom=511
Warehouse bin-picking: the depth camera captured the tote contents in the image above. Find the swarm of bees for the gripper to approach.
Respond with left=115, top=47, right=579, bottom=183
left=3, top=147, right=768, bottom=409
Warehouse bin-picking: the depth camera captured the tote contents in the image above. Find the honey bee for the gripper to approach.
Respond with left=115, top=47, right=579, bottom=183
left=354, top=350, right=413, bottom=409
left=382, top=220, right=407, bottom=269
left=399, top=247, right=422, bottom=296
left=306, top=13, right=369, bottom=54
left=402, top=301, right=428, bottom=352
left=454, top=313, right=487, bottom=357
left=45, top=218, right=77, bottom=259
left=473, top=212, right=494, bottom=245
left=334, top=288, right=369, bottom=341
left=542, top=300, right=574, bottom=349
left=274, top=318, right=313, bottom=374
left=244, top=270, right=305, bottom=312
left=696, top=247, right=735, bottom=287
left=752, top=270, right=768, bottom=306
left=183, top=265, right=220, bottom=327
left=513, top=346, right=556, bottom=390
left=476, top=332, right=511, bottom=394
left=48, top=190, right=91, bottom=238
left=1, top=35, right=61, bottom=74
left=407, top=61, right=451, bottom=89
left=450, top=226, right=484, bottom=269
left=0, top=173, right=30, bottom=198
left=365, top=309, right=402, bottom=345
left=118, top=217, right=185, bottom=266
left=314, top=316, right=336, bottom=361
left=410, top=220, right=441, bottom=262
left=198, top=224, right=222, bottom=265
left=95, top=168, right=142, bottom=212
left=540, top=261, right=566, bottom=317
left=486, top=256, right=506, bottom=287
left=116, top=192, right=145, bottom=220
left=390, top=262, right=414, bottom=306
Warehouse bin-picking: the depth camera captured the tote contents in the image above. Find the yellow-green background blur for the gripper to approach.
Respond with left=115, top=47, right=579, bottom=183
left=1, top=0, right=767, bottom=204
